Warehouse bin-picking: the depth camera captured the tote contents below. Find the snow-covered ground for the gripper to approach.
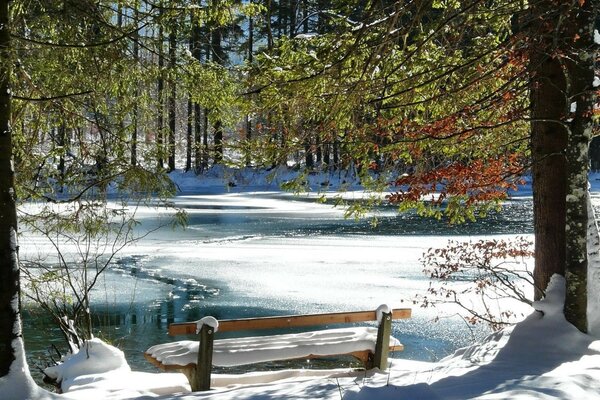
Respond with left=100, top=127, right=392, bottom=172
left=3, top=274, right=599, bottom=400
left=2, top=167, right=600, bottom=399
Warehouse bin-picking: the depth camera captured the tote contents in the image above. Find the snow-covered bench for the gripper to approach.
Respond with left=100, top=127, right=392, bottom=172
left=144, top=306, right=411, bottom=391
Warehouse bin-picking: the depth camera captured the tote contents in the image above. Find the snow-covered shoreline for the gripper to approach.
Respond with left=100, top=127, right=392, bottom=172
left=3, top=169, right=600, bottom=399
left=4, top=274, right=599, bottom=400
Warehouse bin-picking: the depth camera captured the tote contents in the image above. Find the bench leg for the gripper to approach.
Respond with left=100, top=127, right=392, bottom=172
left=373, top=311, right=392, bottom=370
left=192, top=324, right=214, bottom=392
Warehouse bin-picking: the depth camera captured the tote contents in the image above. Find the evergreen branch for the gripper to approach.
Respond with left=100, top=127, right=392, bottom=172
left=13, top=91, right=94, bottom=102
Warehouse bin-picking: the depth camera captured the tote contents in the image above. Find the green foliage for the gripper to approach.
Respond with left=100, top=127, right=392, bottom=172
left=241, top=0, right=528, bottom=222
left=9, top=0, right=537, bottom=354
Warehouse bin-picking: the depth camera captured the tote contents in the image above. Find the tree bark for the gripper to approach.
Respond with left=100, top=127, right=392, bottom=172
left=528, top=1, right=568, bottom=300
left=563, top=0, right=595, bottom=332
left=211, top=28, right=224, bottom=164
left=245, top=13, right=253, bottom=167
left=0, top=0, right=20, bottom=377
left=167, top=18, right=177, bottom=172
left=191, top=17, right=202, bottom=173
left=186, top=99, right=193, bottom=172
left=131, top=6, right=139, bottom=167
left=289, top=0, right=297, bottom=37
left=156, top=4, right=165, bottom=169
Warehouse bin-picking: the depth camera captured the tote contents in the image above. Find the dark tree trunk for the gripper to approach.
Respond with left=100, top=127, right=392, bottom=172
left=332, top=136, right=339, bottom=169
left=0, top=0, right=20, bottom=377
left=203, top=108, right=209, bottom=168
left=266, top=0, right=274, bottom=49
left=211, top=28, right=224, bottom=164
left=528, top=1, right=568, bottom=300
left=245, top=13, right=253, bottom=167
left=289, top=0, right=297, bottom=37
left=277, top=0, right=286, bottom=38
left=304, top=137, right=314, bottom=169
left=213, top=120, right=223, bottom=164
left=156, top=5, right=165, bottom=170
left=167, top=19, right=177, bottom=172
left=302, top=0, right=309, bottom=33
left=194, top=103, right=202, bottom=173
left=186, top=99, right=193, bottom=172
left=191, top=17, right=202, bottom=173
left=131, top=6, right=139, bottom=166
left=316, top=136, right=322, bottom=164
left=57, top=124, right=66, bottom=183
left=248, top=12, right=254, bottom=64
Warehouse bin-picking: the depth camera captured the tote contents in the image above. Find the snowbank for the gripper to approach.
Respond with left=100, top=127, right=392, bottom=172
left=43, top=339, right=188, bottom=399
left=168, top=166, right=363, bottom=195
left=45, top=338, right=132, bottom=387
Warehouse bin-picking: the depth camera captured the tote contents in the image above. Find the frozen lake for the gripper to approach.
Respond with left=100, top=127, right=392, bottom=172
left=21, top=191, right=535, bottom=375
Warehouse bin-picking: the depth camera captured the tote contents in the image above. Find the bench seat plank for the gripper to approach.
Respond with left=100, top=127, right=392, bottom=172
left=146, top=327, right=403, bottom=369
left=168, top=308, right=411, bottom=336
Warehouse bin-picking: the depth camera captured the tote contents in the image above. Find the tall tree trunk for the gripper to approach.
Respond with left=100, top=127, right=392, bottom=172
left=333, top=136, right=339, bottom=169
left=266, top=0, right=274, bottom=49
left=168, top=19, right=177, bottom=171
left=304, top=137, right=314, bottom=169
left=186, top=99, right=193, bottom=172
left=301, top=0, right=313, bottom=169
left=211, top=28, right=224, bottom=164
left=528, top=1, right=568, bottom=300
left=167, top=19, right=177, bottom=172
left=194, top=103, right=202, bottom=173
left=245, top=13, right=253, bottom=167
left=57, top=124, right=66, bottom=184
left=156, top=4, right=165, bottom=169
left=289, top=0, right=297, bottom=37
left=213, top=120, right=223, bottom=164
left=563, top=0, right=595, bottom=332
left=191, top=16, right=202, bottom=173
left=277, top=0, right=286, bottom=38
left=302, top=0, right=309, bottom=33
left=131, top=5, right=139, bottom=166
left=316, top=136, right=322, bottom=164
left=0, top=0, right=20, bottom=377
left=203, top=108, right=209, bottom=168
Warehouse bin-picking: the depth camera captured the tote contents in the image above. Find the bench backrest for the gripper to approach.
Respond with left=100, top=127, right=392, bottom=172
left=168, top=308, right=412, bottom=336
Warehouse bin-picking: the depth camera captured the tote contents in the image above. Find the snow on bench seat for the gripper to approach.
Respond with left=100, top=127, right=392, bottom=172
left=146, top=327, right=403, bottom=368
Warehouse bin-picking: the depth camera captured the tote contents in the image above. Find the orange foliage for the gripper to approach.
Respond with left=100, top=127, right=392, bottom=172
left=387, top=153, right=524, bottom=205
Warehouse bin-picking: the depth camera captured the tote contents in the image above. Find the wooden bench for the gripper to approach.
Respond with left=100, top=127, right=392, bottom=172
left=144, top=306, right=411, bottom=391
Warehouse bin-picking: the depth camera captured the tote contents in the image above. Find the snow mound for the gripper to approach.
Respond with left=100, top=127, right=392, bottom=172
left=44, top=339, right=190, bottom=397
left=45, top=338, right=131, bottom=386
left=533, top=274, right=566, bottom=317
